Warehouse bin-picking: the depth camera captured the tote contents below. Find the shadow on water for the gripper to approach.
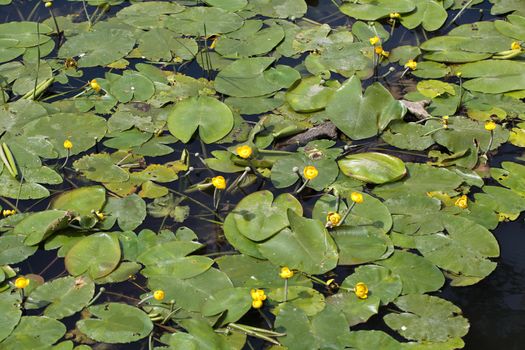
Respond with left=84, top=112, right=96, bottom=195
left=2, top=0, right=524, bottom=349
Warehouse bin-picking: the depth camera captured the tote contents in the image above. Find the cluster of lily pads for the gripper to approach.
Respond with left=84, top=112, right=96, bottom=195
left=1, top=0, right=525, bottom=349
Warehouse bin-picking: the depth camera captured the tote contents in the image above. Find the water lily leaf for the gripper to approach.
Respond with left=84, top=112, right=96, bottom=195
left=216, top=254, right=312, bottom=288
left=27, top=276, right=94, bottom=319
left=77, top=303, right=153, bottom=343
left=327, top=76, right=406, bottom=140
left=74, top=153, right=129, bottom=183
left=384, top=294, right=469, bottom=342
left=342, top=330, right=402, bottom=350
left=165, top=6, right=244, bottom=36
left=22, top=112, right=106, bottom=158
left=0, top=169, right=60, bottom=200
left=412, top=61, right=451, bottom=79
left=341, top=264, right=402, bottom=305
left=115, top=2, right=185, bottom=29
left=141, top=255, right=213, bottom=280
left=490, top=0, right=525, bottom=15
left=381, top=120, right=435, bottom=151
left=0, top=235, right=37, bottom=264
left=415, top=215, right=499, bottom=283
left=137, top=29, right=197, bottom=61
left=109, top=72, right=155, bottom=103
left=377, top=250, right=444, bottom=294
left=475, top=185, right=525, bottom=218
left=230, top=190, right=302, bottom=241
left=270, top=286, right=326, bottom=316
left=460, top=60, right=525, bottom=94
left=338, top=152, right=406, bottom=184
left=258, top=209, right=338, bottom=274
left=374, top=163, right=464, bottom=199
left=59, top=21, right=136, bottom=67
left=385, top=194, right=445, bottom=236
left=491, top=161, right=525, bottom=196
left=167, top=96, right=233, bottom=144
left=99, top=194, right=146, bottom=231
left=327, top=290, right=380, bottom=326
left=14, top=210, right=72, bottom=246
left=51, top=186, right=106, bottom=216
left=273, top=303, right=316, bottom=350
left=65, top=232, right=121, bottom=279
left=223, top=214, right=265, bottom=259
left=495, top=14, right=525, bottom=40
left=243, top=0, right=307, bottom=18
left=215, top=57, right=287, bottom=97
left=400, top=0, right=448, bottom=31
left=340, top=0, right=415, bottom=20
left=285, top=76, right=336, bottom=112
left=148, top=267, right=233, bottom=312
left=201, top=287, right=252, bottom=324
left=0, top=292, right=21, bottom=342
left=204, top=0, right=247, bottom=11
left=95, top=261, right=142, bottom=284
left=0, top=316, right=65, bottom=350
left=417, top=80, right=455, bottom=98
left=330, top=226, right=393, bottom=265
left=215, top=20, right=284, bottom=58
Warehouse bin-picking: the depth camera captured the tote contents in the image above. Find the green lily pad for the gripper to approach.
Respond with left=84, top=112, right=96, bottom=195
left=258, top=209, right=339, bottom=274
left=51, top=186, right=106, bottom=216
left=0, top=316, right=66, bottom=350
left=77, top=303, right=153, bottom=343
left=384, top=294, right=469, bottom=342
left=400, top=0, right=448, bottom=31
left=342, top=330, right=403, bottom=350
left=491, top=161, right=525, bottom=196
left=27, top=276, right=94, bottom=319
left=14, top=210, right=72, bottom=246
left=73, top=153, right=129, bottom=183
left=0, top=292, right=22, bottom=342
left=99, top=194, right=146, bottom=231
left=339, top=0, right=415, bottom=20
left=201, top=287, right=252, bottom=324
left=377, top=250, right=444, bottom=294
left=330, top=226, right=393, bottom=265
left=65, top=232, right=121, bottom=279
left=460, top=60, right=525, bottom=94
left=270, top=286, right=326, bottom=316
left=285, top=76, right=335, bottom=112
left=341, top=265, right=402, bottom=305
left=0, top=235, right=38, bottom=264
left=167, top=96, right=234, bottom=144
left=327, top=76, right=406, bottom=140
left=338, top=152, right=407, bottom=184
left=166, top=6, right=244, bottom=36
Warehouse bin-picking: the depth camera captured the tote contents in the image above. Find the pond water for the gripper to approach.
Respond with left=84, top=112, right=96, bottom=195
left=1, top=0, right=525, bottom=349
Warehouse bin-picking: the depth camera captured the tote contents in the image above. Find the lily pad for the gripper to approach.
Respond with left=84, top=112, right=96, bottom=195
left=338, top=152, right=406, bottom=184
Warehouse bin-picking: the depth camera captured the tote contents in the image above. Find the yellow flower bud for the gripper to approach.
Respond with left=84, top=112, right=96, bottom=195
left=45, top=1, right=53, bottom=8
left=95, top=211, right=105, bottom=221
left=212, top=176, right=226, bottom=190
left=252, top=299, right=263, bottom=309
left=90, top=79, right=101, bottom=93
left=236, top=145, right=253, bottom=159
left=326, top=212, right=341, bottom=226
left=350, top=192, right=364, bottom=204
left=3, top=209, right=16, bottom=217
left=354, top=282, right=368, bottom=299
left=455, top=194, right=468, bottom=209
left=210, top=36, right=219, bottom=49
left=14, top=276, right=30, bottom=289
left=303, top=166, right=318, bottom=180
left=279, top=267, right=294, bottom=279
left=389, top=12, right=401, bottom=19
left=484, top=120, right=497, bottom=131
left=153, top=290, right=165, bottom=301
left=404, top=60, right=417, bottom=70
left=63, top=139, right=73, bottom=150
left=250, top=288, right=266, bottom=301
left=369, top=36, right=380, bottom=45
left=511, top=41, right=521, bottom=50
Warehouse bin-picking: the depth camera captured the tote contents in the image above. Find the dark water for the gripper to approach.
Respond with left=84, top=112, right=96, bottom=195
left=3, top=0, right=525, bottom=349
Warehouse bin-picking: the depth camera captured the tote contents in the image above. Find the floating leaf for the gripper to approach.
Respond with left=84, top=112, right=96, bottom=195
left=14, top=210, right=72, bottom=246
left=338, top=152, right=406, bottom=184
left=0, top=292, right=22, bottom=342
left=51, top=186, right=106, bottom=216
left=0, top=316, right=65, bottom=350
left=77, top=303, right=153, bottom=343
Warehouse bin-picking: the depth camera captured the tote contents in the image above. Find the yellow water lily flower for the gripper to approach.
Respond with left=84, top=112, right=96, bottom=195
left=511, top=41, right=521, bottom=50
left=389, top=12, right=401, bottom=19
left=350, top=192, right=364, bottom=204
left=369, top=36, right=380, bottom=45
left=63, top=139, right=73, bottom=150
left=236, top=145, right=253, bottom=159
left=374, top=46, right=390, bottom=58
left=252, top=299, right=263, bottom=309
left=326, top=212, right=342, bottom=226
left=3, top=209, right=16, bottom=217
left=250, top=288, right=267, bottom=301
left=90, top=79, right=101, bottom=93
left=303, top=166, right=318, bottom=180
left=484, top=120, right=497, bottom=131
left=45, top=1, right=53, bottom=8
left=212, top=176, right=226, bottom=190
left=404, top=59, right=417, bottom=70
left=153, top=290, right=165, bottom=301
left=455, top=195, right=468, bottom=209
left=279, top=267, right=294, bottom=279
left=95, top=211, right=105, bottom=221
left=14, top=276, right=30, bottom=289
left=354, top=282, right=368, bottom=299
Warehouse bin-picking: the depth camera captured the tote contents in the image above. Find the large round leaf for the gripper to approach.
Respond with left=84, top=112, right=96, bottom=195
left=27, top=276, right=95, bottom=319
left=201, top=287, right=252, bottom=324
left=340, top=0, right=415, bottom=20
left=338, top=152, right=406, bottom=184
left=330, top=226, right=393, bottom=265
left=65, top=232, right=121, bottom=279
left=77, top=303, right=153, bottom=343
left=0, top=316, right=66, bottom=350
left=258, top=209, right=338, bottom=274
left=14, top=210, right=72, bottom=246
left=384, top=294, right=469, bottom=342
left=341, top=265, right=402, bottom=305
left=51, top=186, right=106, bottom=216
left=167, top=96, right=234, bottom=144
left=0, top=292, right=22, bottom=342
left=0, top=235, right=37, bottom=264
